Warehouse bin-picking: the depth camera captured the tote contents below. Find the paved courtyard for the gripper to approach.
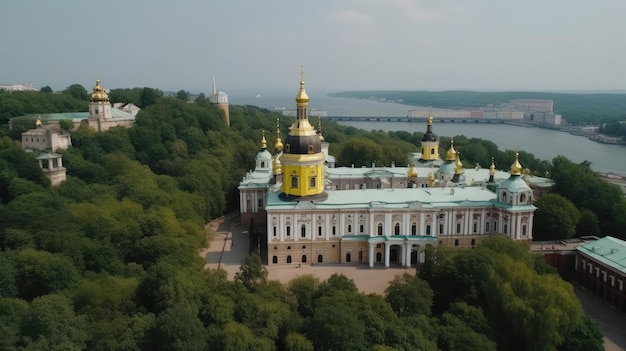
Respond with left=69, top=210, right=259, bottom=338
left=202, top=213, right=412, bottom=294
left=202, top=213, right=626, bottom=350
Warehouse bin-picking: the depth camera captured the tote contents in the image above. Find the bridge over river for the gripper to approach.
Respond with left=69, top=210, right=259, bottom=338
left=325, top=116, right=507, bottom=124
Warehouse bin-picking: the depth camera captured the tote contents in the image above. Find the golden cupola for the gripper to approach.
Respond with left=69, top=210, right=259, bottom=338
left=317, top=117, right=325, bottom=142
left=454, top=152, right=463, bottom=174
left=90, top=78, right=109, bottom=102
left=274, top=118, right=283, bottom=151
left=272, top=155, right=282, bottom=175
left=295, top=81, right=309, bottom=107
left=510, top=152, right=523, bottom=176
left=407, top=163, right=418, bottom=178
left=428, top=170, right=435, bottom=187
left=489, top=157, right=496, bottom=176
left=261, top=130, right=267, bottom=149
left=446, top=140, right=457, bottom=161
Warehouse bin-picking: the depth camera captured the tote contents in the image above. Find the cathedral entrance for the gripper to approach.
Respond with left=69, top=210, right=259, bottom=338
left=389, top=246, right=399, bottom=263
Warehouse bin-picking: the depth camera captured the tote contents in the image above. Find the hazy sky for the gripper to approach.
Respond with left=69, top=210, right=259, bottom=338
left=2, top=0, right=625, bottom=94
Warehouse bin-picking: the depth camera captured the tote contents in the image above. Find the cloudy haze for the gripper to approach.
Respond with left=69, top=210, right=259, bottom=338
left=2, top=0, right=624, bottom=94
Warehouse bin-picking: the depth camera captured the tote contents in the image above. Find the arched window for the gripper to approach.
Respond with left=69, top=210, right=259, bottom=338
left=471, top=239, right=476, bottom=246
left=426, top=225, right=431, bottom=235
left=272, top=256, right=278, bottom=264
left=308, top=145, right=314, bottom=153
left=302, top=255, right=307, bottom=263
left=286, top=226, right=291, bottom=237
left=310, top=177, right=316, bottom=188
left=302, top=245, right=306, bottom=249
left=411, top=223, right=417, bottom=235
left=261, top=161, right=265, bottom=168
left=287, top=246, right=291, bottom=250
left=301, top=225, right=306, bottom=238
left=376, top=252, right=382, bottom=262
left=348, top=224, right=352, bottom=233
left=287, top=255, right=292, bottom=263
left=318, top=226, right=322, bottom=236
left=317, top=255, right=323, bottom=263
left=377, top=223, right=383, bottom=236
left=502, top=193, right=507, bottom=202
left=273, top=227, right=277, bottom=237
left=430, top=149, right=435, bottom=155
left=394, top=223, right=400, bottom=235
left=346, top=253, right=351, bottom=263
left=520, top=193, right=526, bottom=203
left=454, top=239, right=459, bottom=246
left=291, top=176, right=298, bottom=188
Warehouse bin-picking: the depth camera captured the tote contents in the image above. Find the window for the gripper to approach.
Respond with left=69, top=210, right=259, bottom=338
left=286, top=226, right=291, bottom=237
left=376, top=252, right=382, bottom=262
left=346, top=253, right=351, bottom=263
left=485, top=222, right=490, bottom=232
left=473, top=222, right=478, bottom=233
left=291, top=176, right=298, bottom=188
left=302, top=255, right=307, bottom=263
left=430, top=149, right=435, bottom=155
left=258, top=199, right=263, bottom=208
left=456, top=223, right=461, bottom=234
left=302, top=245, right=306, bottom=249
left=287, top=246, right=291, bottom=250
left=454, top=239, right=459, bottom=246
left=522, top=225, right=527, bottom=236
left=439, top=224, right=444, bottom=234
left=502, top=193, right=507, bottom=202
left=317, top=255, right=323, bottom=263
left=360, top=224, right=364, bottom=233
left=520, top=194, right=526, bottom=203
left=310, top=177, right=316, bottom=188
left=273, top=227, right=277, bottom=237
left=287, top=255, right=292, bottom=263
left=261, top=161, right=265, bottom=168
left=426, top=225, right=431, bottom=235
left=332, top=226, right=336, bottom=235
left=301, top=225, right=306, bottom=238
left=272, top=256, right=277, bottom=264
left=394, top=223, right=400, bottom=235
left=471, top=239, right=476, bottom=246
left=348, top=224, right=352, bottom=233
left=308, top=145, right=314, bottom=153
left=318, top=226, right=322, bottom=236
left=377, top=223, right=383, bottom=236
left=504, top=224, right=508, bottom=234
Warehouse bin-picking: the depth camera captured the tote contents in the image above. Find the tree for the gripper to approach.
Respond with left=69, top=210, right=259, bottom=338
left=145, top=303, right=207, bottom=351
left=21, top=294, right=88, bottom=350
left=40, top=85, right=53, bottom=93
left=62, top=83, right=89, bottom=100
left=176, top=90, right=189, bottom=101
left=139, top=87, right=163, bottom=108
left=533, top=193, right=580, bottom=240
left=235, top=254, right=268, bottom=290
left=284, top=332, right=314, bottom=351
left=576, top=208, right=601, bottom=237
left=385, top=272, right=434, bottom=317
left=15, top=248, right=79, bottom=300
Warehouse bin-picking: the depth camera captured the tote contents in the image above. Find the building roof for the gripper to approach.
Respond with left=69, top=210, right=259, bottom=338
left=266, top=186, right=497, bottom=211
left=12, top=109, right=135, bottom=123
left=577, top=236, right=626, bottom=275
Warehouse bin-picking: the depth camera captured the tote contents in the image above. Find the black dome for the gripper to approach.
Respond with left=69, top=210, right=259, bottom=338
left=422, top=131, right=438, bottom=142
left=284, top=134, right=322, bottom=154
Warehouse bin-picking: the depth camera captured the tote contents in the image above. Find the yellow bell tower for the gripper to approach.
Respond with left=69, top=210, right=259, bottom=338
left=419, top=108, right=440, bottom=162
left=280, top=67, right=327, bottom=200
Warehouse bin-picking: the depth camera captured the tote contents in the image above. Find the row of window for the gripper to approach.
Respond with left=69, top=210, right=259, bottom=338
left=25, top=137, right=46, bottom=143
left=581, top=260, right=625, bottom=291
left=290, top=176, right=316, bottom=189
left=271, top=221, right=526, bottom=237
left=272, top=255, right=323, bottom=264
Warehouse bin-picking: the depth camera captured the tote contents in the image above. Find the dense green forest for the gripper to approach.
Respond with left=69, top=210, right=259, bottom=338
left=330, top=90, right=626, bottom=125
left=0, top=87, right=614, bottom=350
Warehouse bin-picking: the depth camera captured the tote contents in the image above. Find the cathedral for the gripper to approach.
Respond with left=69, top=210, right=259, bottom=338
left=239, top=74, right=547, bottom=267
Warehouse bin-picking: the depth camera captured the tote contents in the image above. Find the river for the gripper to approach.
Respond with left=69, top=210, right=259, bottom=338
left=230, top=89, right=626, bottom=175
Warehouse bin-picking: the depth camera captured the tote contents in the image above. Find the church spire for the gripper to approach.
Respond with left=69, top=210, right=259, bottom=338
left=261, top=130, right=267, bottom=149
left=274, top=118, right=283, bottom=151
left=510, top=152, right=523, bottom=176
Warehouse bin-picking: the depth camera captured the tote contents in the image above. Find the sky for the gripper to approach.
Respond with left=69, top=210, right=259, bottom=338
left=2, top=0, right=625, bottom=95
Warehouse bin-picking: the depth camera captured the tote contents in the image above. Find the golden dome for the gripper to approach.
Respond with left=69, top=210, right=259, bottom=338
left=428, top=170, right=435, bottom=187
left=489, top=157, right=496, bottom=176
left=274, top=119, right=283, bottom=151
left=261, top=130, right=267, bottom=149
left=90, top=78, right=109, bottom=102
left=510, top=152, right=523, bottom=176
left=295, top=66, right=309, bottom=107
left=407, top=163, right=418, bottom=178
left=35, top=118, right=42, bottom=127
left=317, top=117, right=325, bottom=141
left=272, top=155, right=282, bottom=175
left=455, top=152, right=463, bottom=174
left=446, top=140, right=457, bottom=161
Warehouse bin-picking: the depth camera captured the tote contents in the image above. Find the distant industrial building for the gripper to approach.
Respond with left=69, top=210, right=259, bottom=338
left=0, top=83, right=36, bottom=92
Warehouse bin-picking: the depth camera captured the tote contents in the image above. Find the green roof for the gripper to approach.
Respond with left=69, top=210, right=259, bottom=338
left=577, top=236, right=626, bottom=274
